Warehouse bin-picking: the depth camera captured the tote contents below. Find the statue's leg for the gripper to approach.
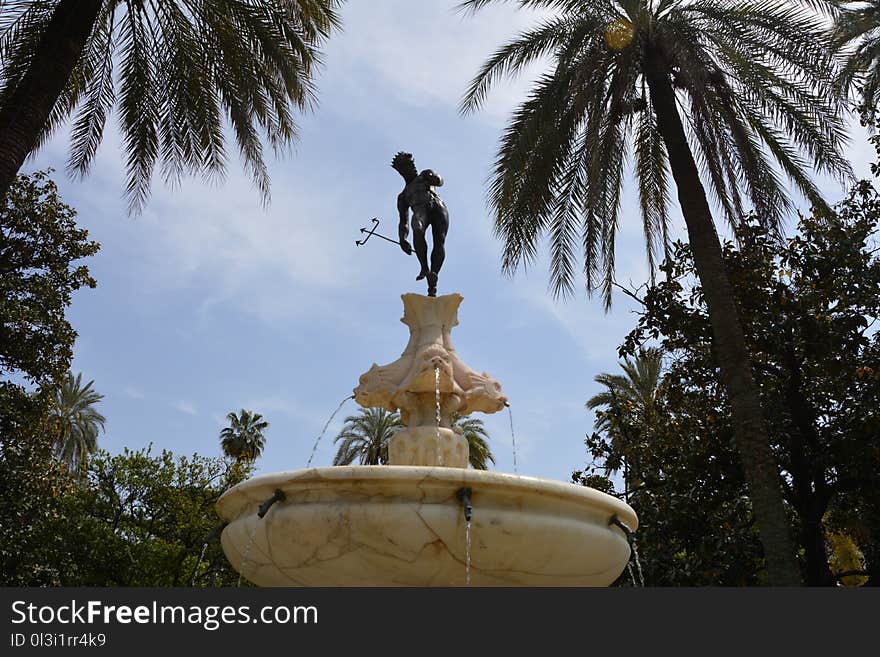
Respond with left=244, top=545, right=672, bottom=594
left=412, top=213, right=429, bottom=280
left=429, top=206, right=448, bottom=275
left=426, top=206, right=448, bottom=297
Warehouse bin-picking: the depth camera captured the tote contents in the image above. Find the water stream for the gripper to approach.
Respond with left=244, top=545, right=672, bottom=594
left=189, top=541, right=209, bottom=587
left=306, top=395, right=354, bottom=468
left=465, top=519, right=471, bottom=586
left=506, top=404, right=518, bottom=474
left=626, top=563, right=637, bottom=587
left=632, top=540, right=645, bottom=586
left=434, top=366, right=443, bottom=466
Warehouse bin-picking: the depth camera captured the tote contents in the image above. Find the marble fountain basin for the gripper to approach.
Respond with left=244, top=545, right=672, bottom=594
left=217, top=465, right=638, bottom=587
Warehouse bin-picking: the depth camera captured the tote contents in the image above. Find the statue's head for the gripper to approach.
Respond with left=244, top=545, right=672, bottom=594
left=419, top=169, right=443, bottom=187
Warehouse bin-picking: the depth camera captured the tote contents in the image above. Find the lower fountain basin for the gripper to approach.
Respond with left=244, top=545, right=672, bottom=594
left=217, top=466, right=638, bottom=586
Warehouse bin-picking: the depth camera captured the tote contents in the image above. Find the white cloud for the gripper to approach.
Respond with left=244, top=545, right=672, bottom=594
left=174, top=401, right=198, bottom=416
left=324, top=1, right=554, bottom=124
left=123, top=386, right=145, bottom=400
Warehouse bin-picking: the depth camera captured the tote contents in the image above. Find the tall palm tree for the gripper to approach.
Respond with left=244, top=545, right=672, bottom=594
left=0, top=0, right=341, bottom=211
left=460, top=0, right=851, bottom=585
left=834, top=1, right=880, bottom=118
left=49, top=371, right=106, bottom=475
left=452, top=412, right=495, bottom=470
left=332, top=407, right=403, bottom=466
left=220, top=409, right=269, bottom=463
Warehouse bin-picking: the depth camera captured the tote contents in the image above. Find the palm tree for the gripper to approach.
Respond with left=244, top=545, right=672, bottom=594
left=220, top=409, right=269, bottom=463
left=332, top=407, right=403, bottom=466
left=49, top=371, right=106, bottom=475
left=332, top=408, right=497, bottom=468
left=587, top=347, right=663, bottom=434
left=0, top=0, right=341, bottom=211
left=452, top=412, right=495, bottom=470
left=586, top=348, right=664, bottom=496
left=460, top=0, right=851, bottom=585
left=834, top=1, right=880, bottom=118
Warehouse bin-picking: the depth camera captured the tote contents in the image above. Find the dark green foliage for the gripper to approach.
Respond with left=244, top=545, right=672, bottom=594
left=1, top=443, right=252, bottom=587
left=460, top=0, right=850, bottom=303
left=332, top=408, right=496, bottom=469
left=332, top=407, right=404, bottom=466
left=0, top=170, right=99, bottom=386
left=834, top=1, right=880, bottom=120
left=220, top=409, right=269, bottom=463
left=54, top=447, right=251, bottom=586
left=452, top=412, right=495, bottom=470
left=578, top=183, right=880, bottom=585
left=0, top=0, right=342, bottom=212
left=0, top=171, right=99, bottom=584
left=0, top=384, right=74, bottom=586
left=49, top=371, right=106, bottom=476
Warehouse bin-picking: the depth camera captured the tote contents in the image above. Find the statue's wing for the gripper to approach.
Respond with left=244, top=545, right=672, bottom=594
left=391, top=152, right=418, bottom=184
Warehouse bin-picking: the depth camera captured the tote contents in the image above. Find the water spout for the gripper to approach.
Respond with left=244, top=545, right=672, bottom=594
left=609, top=514, right=634, bottom=541
left=609, top=514, right=644, bottom=586
left=257, top=489, right=286, bottom=519
left=456, top=487, right=473, bottom=522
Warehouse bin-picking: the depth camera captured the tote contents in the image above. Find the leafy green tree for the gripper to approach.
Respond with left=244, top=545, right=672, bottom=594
left=220, top=409, right=269, bottom=463
left=332, top=407, right=403, bottom=466
left=835, top=0, right=880, bottom=118
left=461, top=0, right=852, bottom=585
left=0, top=171, right=98, bottom=583
left=0, top=0, right=341, bottom=211
left=452, top=412, right=495, bottom=470
left=54, top=447, right=251, bottom=586
left=1, top=170, right=99, bottom=386
left=581, top=185, right=880, bottom=585
left=48, top=371, right=106, bottom=475
left=0, top=383, right=75, bottom=586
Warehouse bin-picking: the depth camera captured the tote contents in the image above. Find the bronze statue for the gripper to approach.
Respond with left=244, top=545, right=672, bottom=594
left=392, top=152, right=448, bottom=297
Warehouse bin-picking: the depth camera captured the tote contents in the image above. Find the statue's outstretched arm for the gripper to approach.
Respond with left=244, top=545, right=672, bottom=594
left=397, top=193, right=412, bottom=255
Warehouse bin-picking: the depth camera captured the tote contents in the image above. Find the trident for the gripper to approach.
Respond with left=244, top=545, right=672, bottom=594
left=355, top=218, right=411, bottom=254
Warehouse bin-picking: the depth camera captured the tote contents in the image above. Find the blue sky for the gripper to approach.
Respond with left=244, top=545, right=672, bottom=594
left=29, top=1, right=876, bottom=484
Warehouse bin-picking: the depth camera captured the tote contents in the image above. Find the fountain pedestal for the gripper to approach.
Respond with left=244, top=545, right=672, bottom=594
left=217, top=293, right=638, bottom=586
left=354, top=293, right=506, bottom=468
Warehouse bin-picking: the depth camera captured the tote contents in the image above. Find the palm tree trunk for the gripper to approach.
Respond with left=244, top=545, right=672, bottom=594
left=0, top=0, right=103, bottom=203
left=645, top=54, right=802, bottom=586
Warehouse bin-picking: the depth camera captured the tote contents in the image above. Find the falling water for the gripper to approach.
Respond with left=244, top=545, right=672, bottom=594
left=306, top=395, right=354, bottom=467
left=632, top=539, right=645, bottom=587
left=190, top=541, right=209, bottom=587
left=434, top=366, right=443, bottom=466
left=626, top=563, right=637, bottom=587
left=506, top=404, right=518, bottom=474
left=465, top=519, right=472, bottom=586
left=236, top=523, right=258, bottom=587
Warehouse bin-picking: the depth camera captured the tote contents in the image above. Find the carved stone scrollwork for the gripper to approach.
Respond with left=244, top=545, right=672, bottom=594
left=353, top=293, right=507, bottom=467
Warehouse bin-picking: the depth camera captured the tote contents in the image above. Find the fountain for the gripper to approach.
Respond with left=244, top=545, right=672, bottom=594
left=216, top=292, right=638, bottom=586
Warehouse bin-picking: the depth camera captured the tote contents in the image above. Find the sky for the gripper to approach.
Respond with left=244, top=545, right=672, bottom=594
left=28, top=0, right=877, bottom=484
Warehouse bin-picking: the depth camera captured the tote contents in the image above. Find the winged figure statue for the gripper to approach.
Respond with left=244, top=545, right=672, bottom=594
left=391, top=152, right=449, bottom=297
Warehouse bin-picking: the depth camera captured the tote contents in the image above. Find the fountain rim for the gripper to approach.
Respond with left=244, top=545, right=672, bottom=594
left=216, top=465, right=638, bottom=532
